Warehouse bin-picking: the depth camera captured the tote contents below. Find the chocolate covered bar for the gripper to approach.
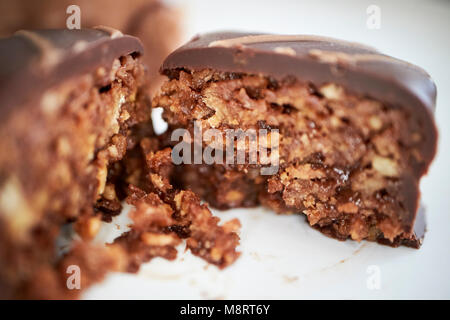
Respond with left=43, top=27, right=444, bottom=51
left=0, top=27, right=151, bottom=298
left=154, top=32, right=437, bottom=248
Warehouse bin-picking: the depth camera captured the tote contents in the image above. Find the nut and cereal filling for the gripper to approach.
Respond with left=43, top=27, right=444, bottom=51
left=154, top=69, right=428, bottom=247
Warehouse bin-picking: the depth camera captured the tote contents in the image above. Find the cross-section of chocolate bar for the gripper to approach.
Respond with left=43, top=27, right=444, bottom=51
left=154, top=32, right=438, bottom=248
left=0, top=27, right=151, bottom=298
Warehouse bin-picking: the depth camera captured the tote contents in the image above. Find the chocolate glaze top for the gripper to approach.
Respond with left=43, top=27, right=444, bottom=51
left=0, top=27, right=144, bottom=122
left=162, top=32, right=437, bottom=167
left=162, top=32, right=436, bottom=110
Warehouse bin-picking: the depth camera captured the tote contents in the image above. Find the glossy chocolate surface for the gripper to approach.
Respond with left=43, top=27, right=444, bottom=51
left=0, top=27, right=143, bottom=122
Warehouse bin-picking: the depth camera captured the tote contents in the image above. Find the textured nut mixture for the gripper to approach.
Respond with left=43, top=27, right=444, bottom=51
left=104, top=136, right=241, bottom=272
left=0, top=53, right=151, bottom=299
left=154, top=69, right=426, bottom=247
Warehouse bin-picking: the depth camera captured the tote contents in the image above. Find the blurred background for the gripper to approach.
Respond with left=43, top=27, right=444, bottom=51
left=0, top=0, right=449, bottom=299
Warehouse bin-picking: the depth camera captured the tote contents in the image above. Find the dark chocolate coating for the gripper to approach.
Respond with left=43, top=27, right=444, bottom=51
left=162, top=32, right=437, bottom=168
left=161, top=32, right=438, bottom=239
left=0, top=27, right=144, bottom=123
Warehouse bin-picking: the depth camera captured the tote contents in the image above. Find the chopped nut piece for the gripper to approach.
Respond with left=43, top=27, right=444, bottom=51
left=141, top=232, right=179, bottom=246
left=369, top=115, right=383, bottom=131
left=350, top=217, right=369, bottom=241
left=372, top=155, right=399, bottom=177
left=75, top=216, right=102, bottom=240
left=225, top=190, right=244, bottom=203
left=102, top=183, right=117, bottom=201
left=274, top=46, right=296, bottom=56
left=319, top=83, right=344, bottom=100
left=338, top=202, right=359, bottom=214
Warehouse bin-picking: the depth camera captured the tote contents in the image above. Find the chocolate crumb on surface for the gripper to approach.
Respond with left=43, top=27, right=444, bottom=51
left=113, top=138, right=241, bottom=272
